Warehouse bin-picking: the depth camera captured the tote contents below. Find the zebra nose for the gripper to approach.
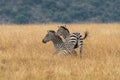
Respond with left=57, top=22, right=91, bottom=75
left=42, top=39, right=46, bottom=43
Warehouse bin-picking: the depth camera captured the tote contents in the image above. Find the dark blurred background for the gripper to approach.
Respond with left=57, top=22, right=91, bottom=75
left=0, top=0, right=120, bottom=24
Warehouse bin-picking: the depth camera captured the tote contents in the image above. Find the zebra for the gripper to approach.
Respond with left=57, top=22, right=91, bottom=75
left=57, top=25, right=88, bottom=58
left=42, top=30, right=77, bottom=56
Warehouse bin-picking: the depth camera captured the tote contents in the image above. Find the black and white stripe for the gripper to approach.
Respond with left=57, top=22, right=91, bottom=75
left=42, top=30, right=77, bottom=56
left=57, top=26, right=88, bottom=58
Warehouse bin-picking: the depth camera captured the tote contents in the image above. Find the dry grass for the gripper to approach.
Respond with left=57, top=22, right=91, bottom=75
left=0, top=23, right=120, bottom=80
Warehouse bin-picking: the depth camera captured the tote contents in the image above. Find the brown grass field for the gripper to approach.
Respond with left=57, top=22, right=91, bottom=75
left=0, top=23, right=120, bottom=80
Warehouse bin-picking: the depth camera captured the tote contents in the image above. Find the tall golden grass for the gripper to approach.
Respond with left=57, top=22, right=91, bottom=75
left=0, top=23, right=120, bottom=80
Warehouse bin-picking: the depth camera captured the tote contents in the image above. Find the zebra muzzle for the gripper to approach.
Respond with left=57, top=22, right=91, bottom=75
left=42, top=39, right=46, bottom=43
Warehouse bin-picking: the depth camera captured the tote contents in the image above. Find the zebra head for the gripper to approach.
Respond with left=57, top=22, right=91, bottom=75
left=57, top=25, right=70, bottom=39
left=42, top=30, right=56, bottom=43
left=42, top=30, right=62, bottom=44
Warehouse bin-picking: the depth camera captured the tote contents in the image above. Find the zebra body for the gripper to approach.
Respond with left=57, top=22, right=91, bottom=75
left=57, top=26, right=88, bottom=57
left=42, top=30, right=77, bottom=56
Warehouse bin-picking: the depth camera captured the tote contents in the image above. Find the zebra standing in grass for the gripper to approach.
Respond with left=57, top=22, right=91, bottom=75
left=57, top=26, right=88, bottom=58
left=42, top=30, right=77, bottom=56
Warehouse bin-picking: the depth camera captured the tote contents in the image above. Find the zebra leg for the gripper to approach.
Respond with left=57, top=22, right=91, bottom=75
left=79, top=45, right=82, bottom=58
left=78, top=40, right=83, bottom=58
left=69, top=47, right=77, bottom=56
left=72, top=50, right=77, bottom=56
left=68, top=47, right=77, bottom=56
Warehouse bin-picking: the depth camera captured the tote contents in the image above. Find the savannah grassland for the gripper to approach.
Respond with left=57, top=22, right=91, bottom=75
left=0, top=23, right=120, bottom=80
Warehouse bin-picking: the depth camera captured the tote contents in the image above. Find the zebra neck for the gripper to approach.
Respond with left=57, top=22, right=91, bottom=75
left=52, top=37, right=63, bottom=49
left=63, top=31, right=70, bottom=39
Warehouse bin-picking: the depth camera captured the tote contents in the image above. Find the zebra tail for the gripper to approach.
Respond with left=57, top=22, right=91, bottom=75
left=80, top=31, right=88, bottom=40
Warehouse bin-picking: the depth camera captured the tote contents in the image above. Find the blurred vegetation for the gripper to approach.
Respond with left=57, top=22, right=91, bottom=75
left=0, top=0, right=120, bottom=24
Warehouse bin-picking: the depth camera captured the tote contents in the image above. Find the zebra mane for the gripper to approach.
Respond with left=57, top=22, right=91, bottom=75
left=60, top=26, right=70, bottom=34
left=48, top=30, right=56, bottom=33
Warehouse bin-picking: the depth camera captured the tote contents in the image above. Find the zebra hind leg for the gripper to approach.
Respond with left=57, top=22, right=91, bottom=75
left=79, top=45, right=82, bottom=58
left=78, top=40, right=83, bottom=58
